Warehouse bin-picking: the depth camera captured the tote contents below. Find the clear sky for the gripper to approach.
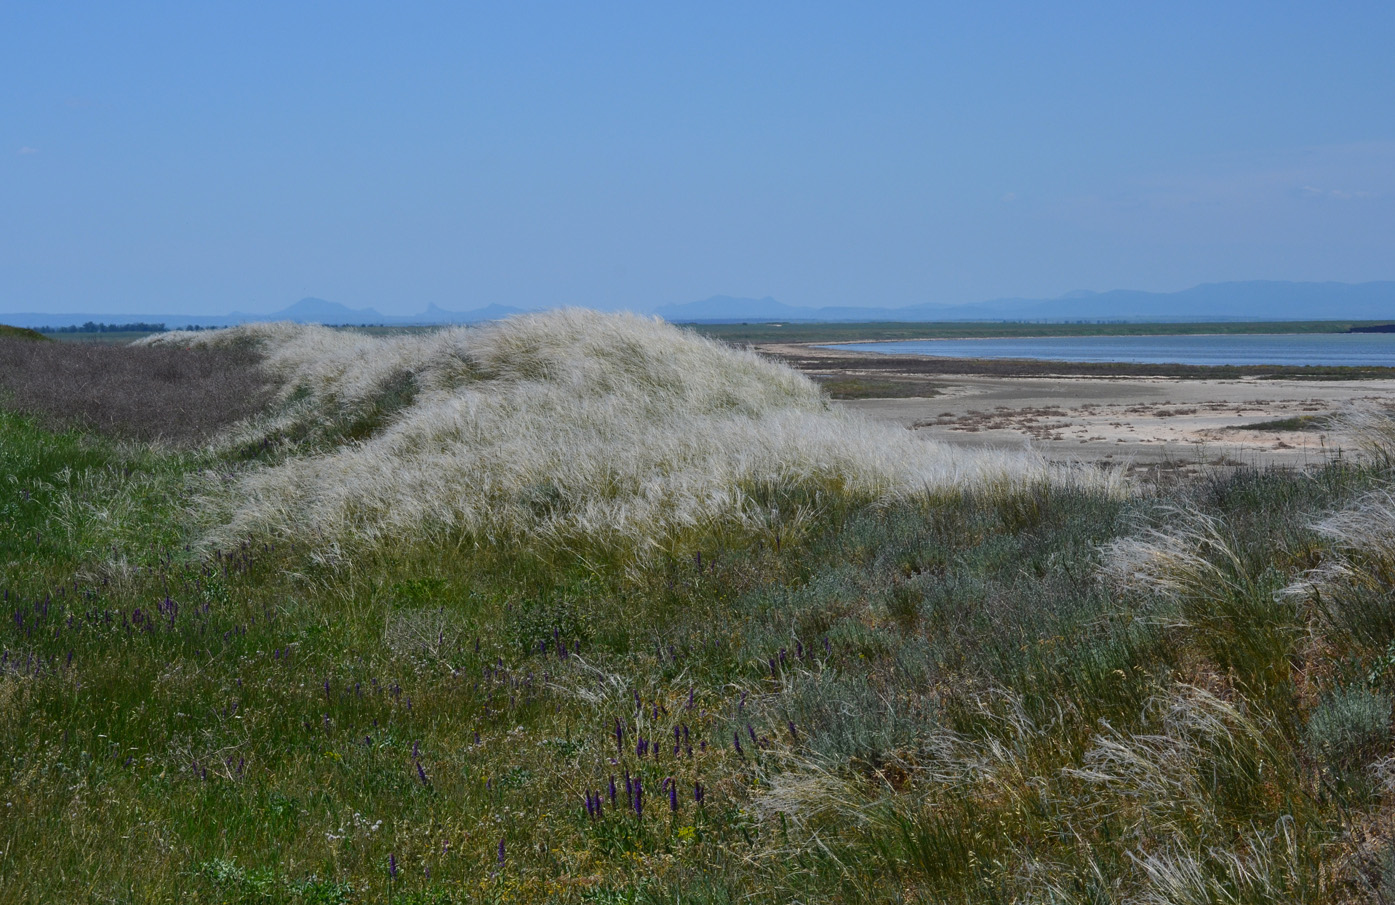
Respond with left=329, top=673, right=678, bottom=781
left=3, top=2, right=1393, bottom=315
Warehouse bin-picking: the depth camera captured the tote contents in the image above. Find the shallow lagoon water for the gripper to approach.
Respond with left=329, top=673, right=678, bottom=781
left=825, top=332, right=1395, bottom=367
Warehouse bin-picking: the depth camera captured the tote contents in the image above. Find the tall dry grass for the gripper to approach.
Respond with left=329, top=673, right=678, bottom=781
left=147, top=310, right=1125, bottom=556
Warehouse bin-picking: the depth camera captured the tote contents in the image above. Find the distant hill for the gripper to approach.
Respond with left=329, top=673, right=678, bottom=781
left=228, top=297, right=386, bottom=324
left=656, top=281, right=1395, bottom=323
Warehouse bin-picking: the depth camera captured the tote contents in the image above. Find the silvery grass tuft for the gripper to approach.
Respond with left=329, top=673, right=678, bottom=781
left=1329, top=404, right=1395, bottom=469
left=1280, top=407, right=1395, bottom=645
left=147, top=310, right=1125, bottom=556
left=1100, top=508, right=1251, bottom=608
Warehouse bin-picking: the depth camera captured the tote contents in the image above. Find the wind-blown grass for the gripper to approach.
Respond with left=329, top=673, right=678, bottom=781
left=148, top=310, right=1122, bottom=557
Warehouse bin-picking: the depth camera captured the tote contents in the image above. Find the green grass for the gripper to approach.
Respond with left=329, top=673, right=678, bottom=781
left=0, top=324, right=50, bottom=342
left=4, top=389, right=1395, bottom=902
left=1230, top=415, right=1333, bottom=432
left=809, top=375, right=941, bottom=399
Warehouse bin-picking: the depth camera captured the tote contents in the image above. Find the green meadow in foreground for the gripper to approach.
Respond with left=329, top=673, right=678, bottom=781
left=3, top=311, right=1395, bottom=903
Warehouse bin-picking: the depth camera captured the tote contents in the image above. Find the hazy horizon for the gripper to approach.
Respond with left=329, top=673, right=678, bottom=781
left=4, top=5, right=1393, bottom=317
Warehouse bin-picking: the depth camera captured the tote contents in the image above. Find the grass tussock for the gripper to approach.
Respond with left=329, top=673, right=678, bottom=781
left=148, top=311, right=1123, bottom=556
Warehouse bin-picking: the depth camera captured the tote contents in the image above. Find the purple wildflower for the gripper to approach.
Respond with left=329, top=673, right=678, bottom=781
left=669, top=779, right=678, bottom=812
left=417, top=762, right=429, bottom=785
left=389, top=853, right=398, bottom=879
left=733, top=732, right=744, bottom=757
left=497, top=837, right=505, bottom=867
left=695, top=781, right=705, bottom=804
left=788, top=720, right=799, bottom=741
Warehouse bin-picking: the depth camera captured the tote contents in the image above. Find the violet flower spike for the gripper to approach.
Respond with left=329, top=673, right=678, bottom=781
left=389, top=853, right=397, bottom=880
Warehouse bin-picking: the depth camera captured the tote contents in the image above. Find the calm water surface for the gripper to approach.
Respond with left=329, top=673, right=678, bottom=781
left=825, top=333, right=1395, bottom=367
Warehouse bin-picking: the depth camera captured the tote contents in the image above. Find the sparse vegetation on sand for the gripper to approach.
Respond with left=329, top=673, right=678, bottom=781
left=4, top=310, right=1395, bottom=903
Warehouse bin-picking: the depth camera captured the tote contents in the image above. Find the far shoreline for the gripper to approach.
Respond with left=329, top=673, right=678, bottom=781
left=691, top=318, right=1393, bottom=347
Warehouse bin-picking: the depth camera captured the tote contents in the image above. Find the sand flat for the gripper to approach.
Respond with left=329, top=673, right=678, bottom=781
left=755, top=342, right=1395, bottom=468
left=843, top=375, right=1395, bottom=467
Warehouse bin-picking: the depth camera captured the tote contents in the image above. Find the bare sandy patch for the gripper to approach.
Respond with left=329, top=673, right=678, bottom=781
left=841, top=374, right=1394, bottom=469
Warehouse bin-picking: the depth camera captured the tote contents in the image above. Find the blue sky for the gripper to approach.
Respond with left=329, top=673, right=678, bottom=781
left=3, top=2, right=1393, bottom=315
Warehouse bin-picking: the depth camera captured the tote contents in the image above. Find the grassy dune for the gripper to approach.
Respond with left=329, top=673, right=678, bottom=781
left=3, top=311, right=1395, bottom=903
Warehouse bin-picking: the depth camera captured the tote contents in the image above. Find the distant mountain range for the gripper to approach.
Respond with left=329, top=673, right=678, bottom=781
left=4, top=281, right=1393, bottom=330
left=653, top=281, right=1395, bottom=323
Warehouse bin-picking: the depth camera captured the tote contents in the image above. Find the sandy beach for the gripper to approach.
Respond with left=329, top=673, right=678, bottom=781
left=760, top=342, right=1395, bottom=471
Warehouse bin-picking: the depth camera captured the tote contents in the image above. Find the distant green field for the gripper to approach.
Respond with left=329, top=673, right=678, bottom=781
left=691, top=319, right=1389, bottom=344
